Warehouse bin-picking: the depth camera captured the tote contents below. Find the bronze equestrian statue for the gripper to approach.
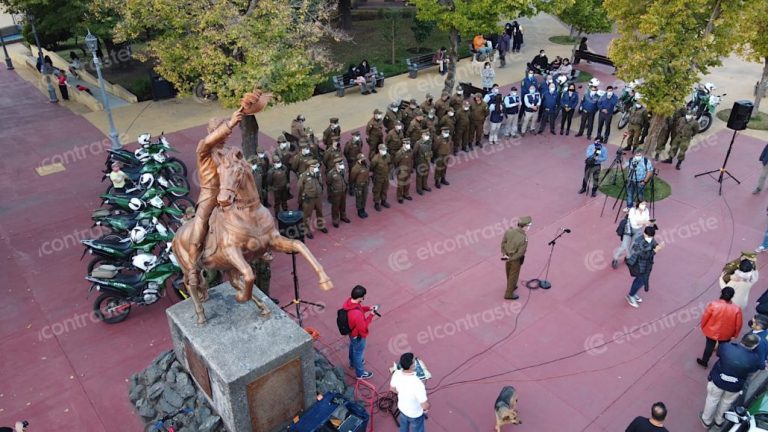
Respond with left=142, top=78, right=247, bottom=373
left=173, top=89, right=333, bottom=325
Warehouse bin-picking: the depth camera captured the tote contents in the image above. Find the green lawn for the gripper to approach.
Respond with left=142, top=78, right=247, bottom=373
left=717, top=108, right=768, bottom=130
left=549, top=35, right=577, bottom=45
left=598, top=168, right=672, bottom=202
left=575, top=70, right=593, bottom=83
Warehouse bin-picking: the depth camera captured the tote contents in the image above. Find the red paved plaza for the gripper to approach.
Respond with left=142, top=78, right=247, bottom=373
left=2, top=60, right=768, bottom=431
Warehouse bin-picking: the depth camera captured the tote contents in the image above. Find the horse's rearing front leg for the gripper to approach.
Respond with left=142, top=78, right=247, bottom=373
left=224, top=248, right=270, bottom=316
left=269, top=236, right=333, bottom=291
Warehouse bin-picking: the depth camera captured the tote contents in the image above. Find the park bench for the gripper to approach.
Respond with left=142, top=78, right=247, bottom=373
left=406, top=53, right=436, bottom=78
left=573, top=49, right=614, bottom=67
left=331, top=66, right=385, bottom=97
left=459, top=81, right=484, bottom=97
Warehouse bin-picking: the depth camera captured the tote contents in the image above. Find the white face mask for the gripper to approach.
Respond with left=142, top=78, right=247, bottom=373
left=463, top=107, right=470, bottom=111
left=607, top=92, right=613, bottom=97
left=448, top=112, right=454, bottom=117
left=528, top=73, right=534, bottom=78
left=549, top=86, right=555, bottom=92
left=590, top=90, right=597, bottom=96
left=332, top=124, right=339, bottom=129
left=375, top=114, right=383, bottom=120
left=492, top=88, right=499, bottom=94
left=302, top=149, right=310, bottom=155
left=396, top=126, right=403, bottom=131
left=644, top=236, right=653, bottom=243
left=529, top=88, right=536, bottom=94
left=428, top=113, right=434, bottom=119
left=280, top=143, right=288, bottom=149
left=337, top=164, right=344, bottom=171
left=312, top=167, right=320, bottom=174
left=379, top=150, right=387, bottom=156
left=251, top=164, right=259, bottom=171
left=686, top=115, right=694, bottom=121
left=422, top=135, right=430, bottom=141
left=511, top=92, right=518, bottom=97
left=274, top=162, right=282, bottom=168
left=639, top=204, right=647, bottom=211
left=636, top=103, right=642, bottom=108
left=485, top=65, right=490, bottom=69
left=392, top=107, right=399, bottom=113
left=257, top=152, right=265, bottom=157
left=353, top=135, right=360, bottom=141
left=404, top=144, right=411, bottom=151
left=568, top=88, right=575, bottom=93
left=634, top=155, right=642, bottom=161
left=442, top=132, right=450, bottom=138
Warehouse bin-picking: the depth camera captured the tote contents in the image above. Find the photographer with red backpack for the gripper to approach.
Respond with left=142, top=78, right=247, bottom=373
left=338, top=285, right=379, bottom=379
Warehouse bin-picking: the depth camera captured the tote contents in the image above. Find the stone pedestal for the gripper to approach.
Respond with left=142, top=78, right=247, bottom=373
left=167, top=283, right=316, bottom=432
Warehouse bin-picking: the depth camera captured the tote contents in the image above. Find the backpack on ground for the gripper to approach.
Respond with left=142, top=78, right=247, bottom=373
left=336, top=308, right=352, bottom=335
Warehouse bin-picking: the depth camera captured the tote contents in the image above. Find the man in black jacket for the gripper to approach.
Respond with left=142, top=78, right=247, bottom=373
left=700, top=333, right=762, bottom=428
left=625, top=226, right=664, bottom=308
left=753, top=142, right=768, bottom=194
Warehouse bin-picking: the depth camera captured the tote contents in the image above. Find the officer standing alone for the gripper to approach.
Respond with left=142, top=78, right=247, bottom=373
left=501, top=216, right=532, bottom=300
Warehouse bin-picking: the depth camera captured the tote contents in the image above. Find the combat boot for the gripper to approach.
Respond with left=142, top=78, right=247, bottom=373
left=675, top=160, right=682, bottom=170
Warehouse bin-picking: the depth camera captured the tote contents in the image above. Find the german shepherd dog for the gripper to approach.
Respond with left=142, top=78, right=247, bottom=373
left=494, top=386, right=521, bottom=431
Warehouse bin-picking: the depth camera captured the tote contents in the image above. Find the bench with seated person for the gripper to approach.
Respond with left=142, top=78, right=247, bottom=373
left=406, top=48, right=448, bottom=79
left=332, top=60, right=384, bottom=97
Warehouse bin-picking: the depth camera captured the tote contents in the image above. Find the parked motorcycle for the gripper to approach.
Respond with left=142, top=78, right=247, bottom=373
left=104, top=133, right=188, bottom=178
left=100, top=188, right=194, bottom=222
left=87, top=246, right=185, bottom=324
left=82, top=223, right=174, bottom=274
left=104, top=172, right=189, bottom=197
left=722, top=405, right=768, bottom=431
left=686, top=82, right=725, bottom=133
left=613, top=79, right=643, bottom=115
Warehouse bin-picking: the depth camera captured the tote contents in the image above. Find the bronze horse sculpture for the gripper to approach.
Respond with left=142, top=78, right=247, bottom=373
left=173, top=90, right=333, bottom=325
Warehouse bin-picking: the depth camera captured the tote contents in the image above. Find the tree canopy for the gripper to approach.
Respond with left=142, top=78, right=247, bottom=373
left=558, top=0, right=612, bottom=36
left=734, top=0, right=768, bottom=112
left=106, top=0, right=343, bottom=108
left=409, top=0, right=573, bottom=94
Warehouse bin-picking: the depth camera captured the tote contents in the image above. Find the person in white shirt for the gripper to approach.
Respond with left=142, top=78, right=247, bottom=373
left=390, top=353, right=429, bottom=432
left=612, top=200, right=652, bottom=269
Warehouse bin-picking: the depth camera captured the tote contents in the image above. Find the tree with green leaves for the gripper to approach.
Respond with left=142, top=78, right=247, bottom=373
left=735, top=0, right=768, bottom=115
left=104, top=0, right=344, bottom=157
left=558, top=0, right=612, bottom=38
left=381, top=9, right=400, bottom=65
left=1, top=0, right=86, bottom=49
left=408, top=0, right=572, bottom=96
left=605, top=0, right=747, bottom=155
left=411, top=18, right=436, bottom=53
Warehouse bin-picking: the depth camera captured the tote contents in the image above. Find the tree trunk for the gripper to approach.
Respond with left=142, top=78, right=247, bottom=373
left=569, top=25, right=575, bottom=37
left=643, top=114, right=666, bottom=158
left=241, top=115, right=259, bottom=159
left=339, top=0, right=352, bottom=30
left=754, top=56, right=768, bottom=115
left=442, top=27, right=460, bottom=96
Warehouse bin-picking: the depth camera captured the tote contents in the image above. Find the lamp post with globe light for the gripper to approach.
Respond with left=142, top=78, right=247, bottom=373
left=85, top=30, right=121, bottom=149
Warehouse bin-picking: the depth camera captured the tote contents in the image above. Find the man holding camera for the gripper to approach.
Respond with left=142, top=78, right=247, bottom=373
left=578, top=140, right=607, bottom=197
left=342, top=285, right=377, bottom=379
left=390, top=352, right=430, bottom=432
left=625, top=148, right=654, bottom=209
left=501, top=216, right=532, bottom=300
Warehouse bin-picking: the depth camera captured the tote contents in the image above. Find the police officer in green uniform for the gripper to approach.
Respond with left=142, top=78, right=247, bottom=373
left=323, top=117, right=341, bottom=149
left=385, top=121, right=405, bottom=157
left=501, top=216, right=532, bottom=300
left=327, top=156, right=351, bottom=228
left=626, top=99, right=650, bottom=152
left=250, top=251, right=272, bottom=298
left=455, top=101, right=471, bottom=152
left=297, top=159, right=327, bottom=239
left=663, top=113, right=700, bottom=170
left=414, top=129, right=433, bottom=195
left=344, top=131, right=364, bottom=195
left=267, top=151, right=289, bottom=216
left=370, top=144, right=392, bottom=211
left=366, top=109, right=385, bottom=157
left=350, top=153, right=370, bottom=218
left=433, top=127, right=452, bottom=188
left=247, top=153, right=268, bottom=209
left=393, top=138, right=414, bottom=203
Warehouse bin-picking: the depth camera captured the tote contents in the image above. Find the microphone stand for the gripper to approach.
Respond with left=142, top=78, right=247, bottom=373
left=538, top=229, right=570, bottom=289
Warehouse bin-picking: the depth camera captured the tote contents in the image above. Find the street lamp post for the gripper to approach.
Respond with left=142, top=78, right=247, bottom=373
left=0, top=31, right=14, bottom=70
left=86, top=31, right=121, bottom=150
left=28, top=14, right=57, bottom=103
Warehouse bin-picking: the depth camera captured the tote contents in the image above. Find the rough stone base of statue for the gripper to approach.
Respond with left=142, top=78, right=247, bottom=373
left=166, top=282, right=316, bottom=432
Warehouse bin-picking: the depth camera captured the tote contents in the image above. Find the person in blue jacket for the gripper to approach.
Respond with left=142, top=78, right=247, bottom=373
left=595, top=85, right=619, bottom=142
left=538, top=81, right=560, bottom=135
left=700, top=333, right=762, bottom=428
left=579, top=140, right=608, bottom=197
left=559, top=83, right=579, bottom=135
left=519, top=70, right=538, bottom=123
left=575, top=79, right=600, bottom=139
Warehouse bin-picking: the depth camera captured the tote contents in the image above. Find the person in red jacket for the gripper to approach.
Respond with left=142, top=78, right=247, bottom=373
left=698, top=287, right=742, bottom=367
left=343, top=285, right=377, bottom=379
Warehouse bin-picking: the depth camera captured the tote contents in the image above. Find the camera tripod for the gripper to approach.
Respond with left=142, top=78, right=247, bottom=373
left=281, top=252, right=324, bottom=327
left=599, top=153, right=657, bottom=222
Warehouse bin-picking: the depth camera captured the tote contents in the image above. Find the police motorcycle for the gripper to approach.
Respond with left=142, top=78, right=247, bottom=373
left=86, top=242, right=185, bottom=324
left=686, top=82, right=725, bottom=133
left=103, top=133, right=188, bottom=178
left=82, top=221, right=174, bottom=274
